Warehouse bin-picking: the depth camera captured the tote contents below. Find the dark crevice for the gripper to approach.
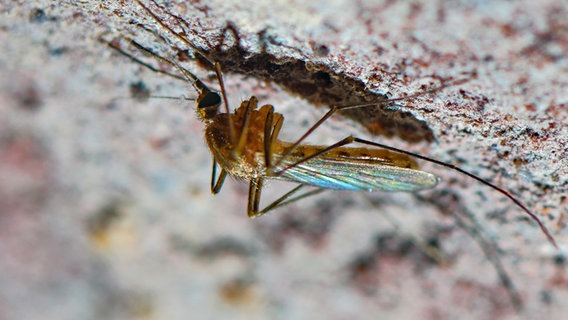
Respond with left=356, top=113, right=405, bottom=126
left=202, top=47, right=435, bottom=143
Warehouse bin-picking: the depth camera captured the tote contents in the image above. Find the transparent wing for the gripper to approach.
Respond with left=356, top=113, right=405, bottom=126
left=276, top=157, right=438, bottom=192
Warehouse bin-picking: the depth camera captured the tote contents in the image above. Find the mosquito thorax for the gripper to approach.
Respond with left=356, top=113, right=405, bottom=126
left=196, top=91, right=222, bottom=120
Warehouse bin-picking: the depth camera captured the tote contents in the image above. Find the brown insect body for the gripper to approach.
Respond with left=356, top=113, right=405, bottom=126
left=204, top=97, right=421, bottom=184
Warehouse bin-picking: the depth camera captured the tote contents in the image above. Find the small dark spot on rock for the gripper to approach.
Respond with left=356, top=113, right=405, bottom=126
left=313, top=44, right=329, bottom=57
left=553, top=253, right=566, bottom=266
left=219, top=277, right=256, bottom=306
left=130, top=81, right=151, bottom=102
left=88, top=202, right=123, bottom=237
left=12, top=79, right=43, bottom=111
left=48, top=47, right=68, bottom=56
left=176, top=49, right=192, bottom=62
left=195, top=237, right=254, bottom=258
left=540, top=290, right=553, bottom=305
left=29, top=8, right=47, bottom=23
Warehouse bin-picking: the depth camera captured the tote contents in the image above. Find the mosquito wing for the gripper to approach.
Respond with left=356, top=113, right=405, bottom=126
left=275, top=156, right=439, bottom=192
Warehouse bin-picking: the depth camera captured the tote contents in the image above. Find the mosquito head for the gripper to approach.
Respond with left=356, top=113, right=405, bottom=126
left=196, top=90, right=222, bottom=120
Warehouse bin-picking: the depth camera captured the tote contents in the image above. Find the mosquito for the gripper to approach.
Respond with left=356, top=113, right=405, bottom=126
left=107, top=0, right=557, bottom=249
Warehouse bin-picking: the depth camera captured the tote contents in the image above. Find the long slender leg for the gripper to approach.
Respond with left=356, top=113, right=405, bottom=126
left=105, top=36, right=227, bottom=118
left=136, top=0, right=214, bottom=65
left=349, top=137, right=556, bottom=247
left=257, top=74, right=553, bottom=244
left=104, top=39, right=186, bottom=82
left=270, top=114, right=284, bottom=146
left=273, top=136, right=355, bottom=175
left=113, top=35, right=213, bottom=96
left=213, top=62, right=235, bottom=143
left=263, top=106, right=275, bottom=168
left=243, top=105, right=323, bottom=217
left=261, top=105, right=283, bottom=169
left=260, top=187, right=326, bottom=215
left=247, top=181, right=326, bottom=218
left=136, top=0, right=237, bottom=144
left=272, top=126, right=558, bottom=248
left=273, top=106, right=340, bottom=168
left=271, top=80, right=466, bottom=169
left=242, top=105, right=315, bottom=217
left=128, top=40, right=210, bottom=93
left=210, top=160, right=228, bottom=194
left=247, top=178, right=264, bottom=217
left=251, top=102, right=319, bottom=214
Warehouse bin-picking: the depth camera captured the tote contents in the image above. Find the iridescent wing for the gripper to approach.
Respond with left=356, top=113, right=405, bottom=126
left=275, top=156, right=438, bottom=192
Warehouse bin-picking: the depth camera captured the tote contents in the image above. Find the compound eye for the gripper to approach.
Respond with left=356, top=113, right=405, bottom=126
left=196, top=91, right=221, bottom=119
left=198, top=91, right=221, bottom=109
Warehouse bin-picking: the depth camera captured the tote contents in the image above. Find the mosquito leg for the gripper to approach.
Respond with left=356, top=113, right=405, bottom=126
left=271, top=127, right=555, bottom=246
left=212, top=62, right=235, bottom=143
left=247, top=181, right=326, bottom=218
left=103, top=38, right=186, bottom=82
left=233, top=98, right=258, bottom=157
left=136, top=0, right=214, bottom=65
left=273, top=79, right=469, bottom=169
left=249, top=102, right=324, bottom=218
left=210, top=160, right=228, bottom=194
left=259, top=187, right=326, bottom=215
left=270, top=113, right=284, bottom=146
left=273, top=106, right=340, bottom=168
left=133, top=0, right=236, bottom=141
left=272, top=135, right=357, bottom=176
left=144, top=0, right=214, bottom=57
left=134, top=0, right=236, bottom=143
left=246, top=106, right=325, bottom=217
left=105, top=36, right=218, bottom=101
left=263, top=106, right=275, bottom=168
left=349, top=137, right=557, bottom=247
left=247, top=178, right=264, bottom=217
left=106, top=37, right=230, bottom=196
left=261, top=104, right=283, bottom=169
